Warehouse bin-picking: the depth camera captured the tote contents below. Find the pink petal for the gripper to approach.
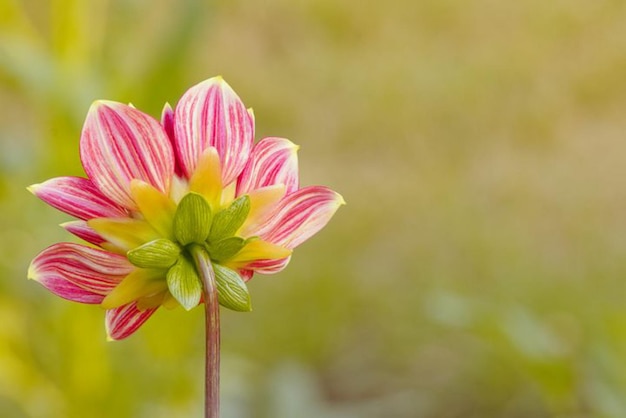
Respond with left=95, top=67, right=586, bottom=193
left=28, top=176, right=127, bottom=220
left=31, top=274, right=105, bottom=304
left=174, top=77, right=254, bottom=185
left=105, top=302, right=158, bottom=340
left=244, top=256, right=291, bottom=275
left=62, top=220, right=107, bottom=246
left=239, top=269, right=254, bottom=282
left=252, top=186, right=345, bottom=249
left=161, top=102, right=176, bottom=144
left=28, top=243, right=133, bottom=304
left=80, top=101, right=174, bottom=210
left=161, top=102, right=184, bottom=177
left=236, top=137, right=299, bottom=196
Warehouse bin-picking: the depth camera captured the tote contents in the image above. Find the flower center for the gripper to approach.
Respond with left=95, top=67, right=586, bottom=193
left=121, top=192, right=252, bottom=310
left=92, top=182, right=291, bottom=313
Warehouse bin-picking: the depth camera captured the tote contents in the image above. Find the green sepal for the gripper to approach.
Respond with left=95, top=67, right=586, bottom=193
left=173, top=193, right=212, bottom=245
left=208, top=195, right=250, bottom=242
left=213, top=263, right=252, bottom=312
left=127, top=238, right=181, bottom=269
left=166, top=256, right=202, bottom=311
left=206, top=237, right=246, bottom=262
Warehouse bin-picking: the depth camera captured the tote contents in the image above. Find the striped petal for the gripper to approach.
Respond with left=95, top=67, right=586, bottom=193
left=174, top=77, right=254, bottom=185
left=251, top=186, right=345, bottom=249
left=28, top=243, right=132, bottom=304
left=28, top=176, right=127, bottom=220
left=243, top=256, right=291, bottom=275
left=161, top=102, right=184, bottom=177
left=236, top=137, right=299, bottom=196
left=161, top=102, right=175, bottom=142
left=105, top=302, right=158, bottom=340
left=61, top=220, right=107, bottom=246
left=80, top=101, right=174, bottom=210
left=239, top=269, right=254, bottom=282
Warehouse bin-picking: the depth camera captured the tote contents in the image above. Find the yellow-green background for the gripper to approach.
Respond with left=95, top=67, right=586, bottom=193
left=2, top=1, right=626, bottom=417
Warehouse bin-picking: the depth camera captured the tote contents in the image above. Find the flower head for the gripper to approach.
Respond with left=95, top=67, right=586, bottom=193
left=28, top=77, right=344, bottom=340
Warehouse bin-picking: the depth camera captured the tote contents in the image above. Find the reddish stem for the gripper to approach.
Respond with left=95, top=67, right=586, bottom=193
left=191, top=245, right=220, bottom=418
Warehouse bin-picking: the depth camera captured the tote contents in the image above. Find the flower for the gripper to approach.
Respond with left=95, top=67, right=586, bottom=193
left=28, top=76, right=344, bottom=340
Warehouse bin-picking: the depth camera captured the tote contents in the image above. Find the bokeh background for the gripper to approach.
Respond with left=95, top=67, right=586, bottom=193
left=3, top=0, right=626, bottom=417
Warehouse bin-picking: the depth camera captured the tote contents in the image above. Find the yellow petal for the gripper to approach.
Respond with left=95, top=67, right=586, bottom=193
left=169, top=175, right=190, bottom=204
left=220, top=182, right=237, bottom=207
left=162, top=292, right=180, bottom=310
left=136, top=291, right=168, bottom=311
left=189, top=147, right=222, bottom=209
left=225, top=239, right=292, bottom=269
left=100, top=242, right=127, bottom=256
left=130, top=179, right=176, bottom=239
left=238, top=185, right=286, bottom=236
left=101, top=269, right=167, bottom=309
left=88, top=217, right=160, bottom=252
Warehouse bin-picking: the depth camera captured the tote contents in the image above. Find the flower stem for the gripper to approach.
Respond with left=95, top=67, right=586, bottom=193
left=190, top=245, right=220, bottom=418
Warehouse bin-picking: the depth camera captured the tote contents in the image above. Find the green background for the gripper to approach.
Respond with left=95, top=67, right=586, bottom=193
left=3, top=1, right=626, bottom=417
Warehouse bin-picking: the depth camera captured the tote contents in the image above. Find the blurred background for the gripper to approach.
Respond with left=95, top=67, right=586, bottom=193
left=2, top=0, right=626, bottom=417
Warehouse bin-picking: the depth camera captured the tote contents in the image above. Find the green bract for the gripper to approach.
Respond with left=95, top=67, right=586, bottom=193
left=208, top=195, right=250, bottom=242
left=174, top=193, right=212, bottom=245
left=213, top=263, right=252, bottom=312
left=206, top=236, right=246, bottom=262
left=166, top=255, right=202, bottom=311
left=127, top=238, right=181, bottom=269
left=121, top=192, right=256, bottom=312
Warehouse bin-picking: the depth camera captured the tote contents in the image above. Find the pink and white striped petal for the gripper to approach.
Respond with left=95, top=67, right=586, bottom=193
left=28, top=176, right=127, bottom=220
left=239, top=269, right=254, bottom=282
left=161, top=102, right=184, bottom=177
left=174, top=77, right=254, bottom=185
left=80, top=101, right=174, bottom=210
left=251, top=186, right=345, bottom=249
left=236, top=137, right=299, bottom=196
left=61, top=220, right=107, bottom=246
left=105, top=302, right=158, bottom=340
left=161, top=102, right=176, bottom=145
left=28, top=243, right=132, bottom=303
left=243, top=256, right=291, bottom=275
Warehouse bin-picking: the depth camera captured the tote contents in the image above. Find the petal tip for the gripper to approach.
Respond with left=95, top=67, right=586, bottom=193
left=161, top=102, right=173, bottom=118
left=201, top=75, right=225, bottom=87
left=89, top=99, right=107, bottom=111
left=104, top=313, right=115, bottom=341
left=89, top=100, right=125, bottom=115
left=26, top=183, right=39, bottom=195
left=27, top=261, right=39, bottom=281
left=335, top=192, right=346, bottom=206
left=282, top=139, right=300, bottom=152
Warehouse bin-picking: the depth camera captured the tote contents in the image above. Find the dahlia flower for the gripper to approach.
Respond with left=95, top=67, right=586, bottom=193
left=28, top=76, right=344, bottom=341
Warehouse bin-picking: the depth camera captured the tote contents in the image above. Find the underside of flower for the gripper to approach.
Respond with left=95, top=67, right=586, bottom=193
left=28, top=76, right=344, bottom=340
left=93, top=177, right=291, bottom=313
